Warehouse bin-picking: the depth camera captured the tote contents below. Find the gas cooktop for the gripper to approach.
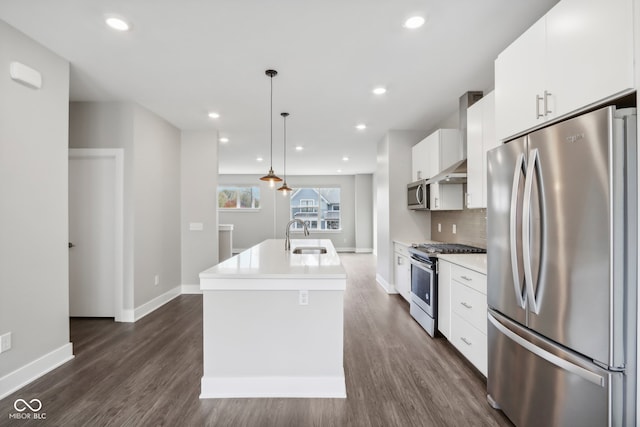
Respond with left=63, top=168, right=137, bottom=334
left=410, top=242, right=486, bottom=255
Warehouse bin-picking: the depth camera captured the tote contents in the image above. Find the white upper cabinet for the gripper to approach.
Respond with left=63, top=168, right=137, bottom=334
left=466, top=91, right=499, bottom=209
left=428, top=129, right=462, bottom=172
left=411, top=129, right=461, bottom=181
left=495, top=0, right=634, bottom=141
left=411, top=139, right=430, bottom=181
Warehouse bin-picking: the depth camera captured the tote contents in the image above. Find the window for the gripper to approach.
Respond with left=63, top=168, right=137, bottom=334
left=218, top=185, right=260, bottom=209
left=290, top=188, right=340, bottom=231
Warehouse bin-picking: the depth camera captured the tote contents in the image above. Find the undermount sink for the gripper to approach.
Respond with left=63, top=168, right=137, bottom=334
left=292, top=246, right=328, bottom=254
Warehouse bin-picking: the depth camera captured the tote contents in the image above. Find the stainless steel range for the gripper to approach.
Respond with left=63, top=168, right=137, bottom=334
left=408, top=243, right=486, bottom=336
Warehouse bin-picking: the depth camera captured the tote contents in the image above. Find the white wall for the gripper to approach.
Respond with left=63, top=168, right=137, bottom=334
left=181, top=131, right=219, bottom=286
left=132, top=105, right=181, bottom=306
left=69, top=101, right=182, bottom=310
left=355, top=174, right=374, bottom=252
left=0, top=20, right=73, bottom=395
left=376, top=130, right=432, bottom=290
left=218, top=174, right=367, bottom=252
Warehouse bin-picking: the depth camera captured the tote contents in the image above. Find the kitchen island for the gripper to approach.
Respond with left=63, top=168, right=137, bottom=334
left=199, top=238, right=347, bottom=398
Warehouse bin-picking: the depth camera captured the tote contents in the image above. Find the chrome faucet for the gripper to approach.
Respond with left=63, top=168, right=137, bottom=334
left=285, top=219, right=309, bottom=250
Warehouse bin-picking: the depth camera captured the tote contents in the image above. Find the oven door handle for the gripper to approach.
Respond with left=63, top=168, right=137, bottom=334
left=409, top=258, right=435, bottom=272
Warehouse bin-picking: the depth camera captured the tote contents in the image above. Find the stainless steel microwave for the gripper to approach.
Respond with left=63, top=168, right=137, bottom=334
left=407, top=180, right=429, bottom=210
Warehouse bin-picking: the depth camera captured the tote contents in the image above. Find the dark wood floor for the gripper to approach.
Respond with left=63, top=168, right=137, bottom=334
left=0, top=254, right=512, bottom=427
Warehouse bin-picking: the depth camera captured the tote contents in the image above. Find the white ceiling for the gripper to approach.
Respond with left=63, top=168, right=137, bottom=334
left=0, top=0, right=558, bottom=175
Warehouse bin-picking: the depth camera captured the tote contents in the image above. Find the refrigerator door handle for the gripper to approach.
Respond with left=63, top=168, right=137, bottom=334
left=509, top=153, right=526, bottom=309
left=488, top=314, right=606, bottom=387
left=523, top=148, right=542, bottom=314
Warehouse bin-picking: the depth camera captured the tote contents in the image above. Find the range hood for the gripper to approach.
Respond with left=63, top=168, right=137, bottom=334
left=426, top=158, right=467, bottom=184
left=427, top=91, right=482, bottom=185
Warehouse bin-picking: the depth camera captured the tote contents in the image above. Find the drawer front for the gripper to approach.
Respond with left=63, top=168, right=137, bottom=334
left=452, top=282, right=487, bottom=334
left=393, top=242, right=410, bottom=257
left=452, top=312, right=487, bottom=376
left=451, top=264, right=486, bottom=294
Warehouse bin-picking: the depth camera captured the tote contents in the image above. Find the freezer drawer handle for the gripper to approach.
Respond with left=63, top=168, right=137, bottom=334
left=460, top=302, right=473, bottom=309
left=460, top=275, right=472, bottom=282
left=488, top=315, right=605, bottom=387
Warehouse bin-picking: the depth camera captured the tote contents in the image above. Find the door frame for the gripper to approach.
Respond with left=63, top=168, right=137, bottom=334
left=69, top=148, right=125, bottom=321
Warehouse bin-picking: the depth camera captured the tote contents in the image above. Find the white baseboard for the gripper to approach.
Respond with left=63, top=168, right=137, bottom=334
left=118, top=310, right=135, bottom=323
left=335, top=247, right=356, bottom=253
left=133, top=286, right=181, bottom=321
left=181, top=284, right=202, bottom=294
left=0, top=343, right=74, bottom=400
left=200, top=374, right=346, bottom=399
left=355, top=248, right=373, bottom=253
left=376, top=274, right=398, bottom=294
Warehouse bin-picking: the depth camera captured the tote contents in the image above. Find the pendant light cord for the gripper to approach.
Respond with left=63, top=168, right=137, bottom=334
left=269, top=75, right=274, bottom=170
left=282, top=113, right=286, bottom=180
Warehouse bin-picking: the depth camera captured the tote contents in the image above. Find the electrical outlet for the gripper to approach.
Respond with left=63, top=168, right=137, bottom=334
left=452, top=224, right=457, bottom=234
left=299, top=290, right=309, bottom=306
left=438, top=223, right=441, bottom=232
left=0, top=332, right=12, bottom=353
left=154, top=275, right=160, bottom=286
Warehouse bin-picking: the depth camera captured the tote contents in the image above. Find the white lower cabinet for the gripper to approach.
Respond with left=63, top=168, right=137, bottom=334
left=393, top=242, right=411, bottom=302
left=451, top=312, right=488, bottom=377
left=440, top=259, right=488, bottom=376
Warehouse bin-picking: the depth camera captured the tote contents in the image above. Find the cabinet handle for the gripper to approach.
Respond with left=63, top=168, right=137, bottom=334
left=465, top=193, right=470, bottom=207
left=460, top=301, right=473, bottom=309
left=460, top=275, right=472, bottom=282
left=435, top=197, right=439, bottom=208
left=397, top=256, right=404, bottom=266
left=460, top=337, right=472, bottom=346
left=543, top=90, right=552, bottom=116
left=536, top=94, right=544, bottom=119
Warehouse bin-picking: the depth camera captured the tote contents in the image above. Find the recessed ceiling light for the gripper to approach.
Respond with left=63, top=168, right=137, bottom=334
left=404, top=16, right=425, bottom=29
left=219, top=137, right=229, bottom=143
left=256, top=157, right=263, bottom=162
left=372, top=87, right=387, bottom=95
left=295, top=146, right=304, bottom=151
left=105, top=16, right=131, bottom=31
left=342, top=156, right=349, bottom=161
left=356, top=124, right=367, bottom=130
left=337, top=169, right=342, bottom=173
left=208, top=112, right=220, bottom=119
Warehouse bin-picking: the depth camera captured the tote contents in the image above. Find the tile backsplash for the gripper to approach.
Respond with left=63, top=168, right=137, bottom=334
left=430, top=189, right=487, bottom=249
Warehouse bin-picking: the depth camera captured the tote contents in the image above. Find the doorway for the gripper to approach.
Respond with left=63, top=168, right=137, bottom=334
left=68, top=149, right=124, bottom=320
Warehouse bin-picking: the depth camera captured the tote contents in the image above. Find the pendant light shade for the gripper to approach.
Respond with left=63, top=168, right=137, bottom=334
left=277, top=112, right=293, bottom=196
left=260, top=69, right=282, bottom=187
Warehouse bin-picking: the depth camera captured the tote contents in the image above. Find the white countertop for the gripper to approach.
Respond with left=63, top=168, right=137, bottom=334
left=199, top=239, right=347, bottom=290
left=437, top=253, right=487, bottom=275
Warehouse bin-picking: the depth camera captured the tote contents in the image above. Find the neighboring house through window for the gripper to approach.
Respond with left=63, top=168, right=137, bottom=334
left=218, top=185, right=260, bottom=209
left=290, top=188, right=340, bottom=230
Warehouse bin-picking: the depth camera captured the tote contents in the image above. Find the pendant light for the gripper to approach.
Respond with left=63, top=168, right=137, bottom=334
left=259, top=69, right=282, bottom=187
left=277, top=112, right=293, bottom=196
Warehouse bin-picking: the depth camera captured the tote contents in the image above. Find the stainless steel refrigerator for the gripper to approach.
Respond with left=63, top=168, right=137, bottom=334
left=486, top=105, right=637, bottom=427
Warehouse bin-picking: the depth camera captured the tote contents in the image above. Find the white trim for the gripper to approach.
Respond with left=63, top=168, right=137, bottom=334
left=0, top=343, right=73, bottom=400
left=355, top=248, right=373, bottom=253
left=181, top=284, right=202, bottom=294
left=200, top=373, right=346, bottom=399
left=119, top=310, right=135, bottom=323
left=335, top=247, right=356, bottom=253
left=69, top=149, right=125, bottom=322
left=133, top=286, right=181, bottom=321
left=376, top=273, right=398, bottom=294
